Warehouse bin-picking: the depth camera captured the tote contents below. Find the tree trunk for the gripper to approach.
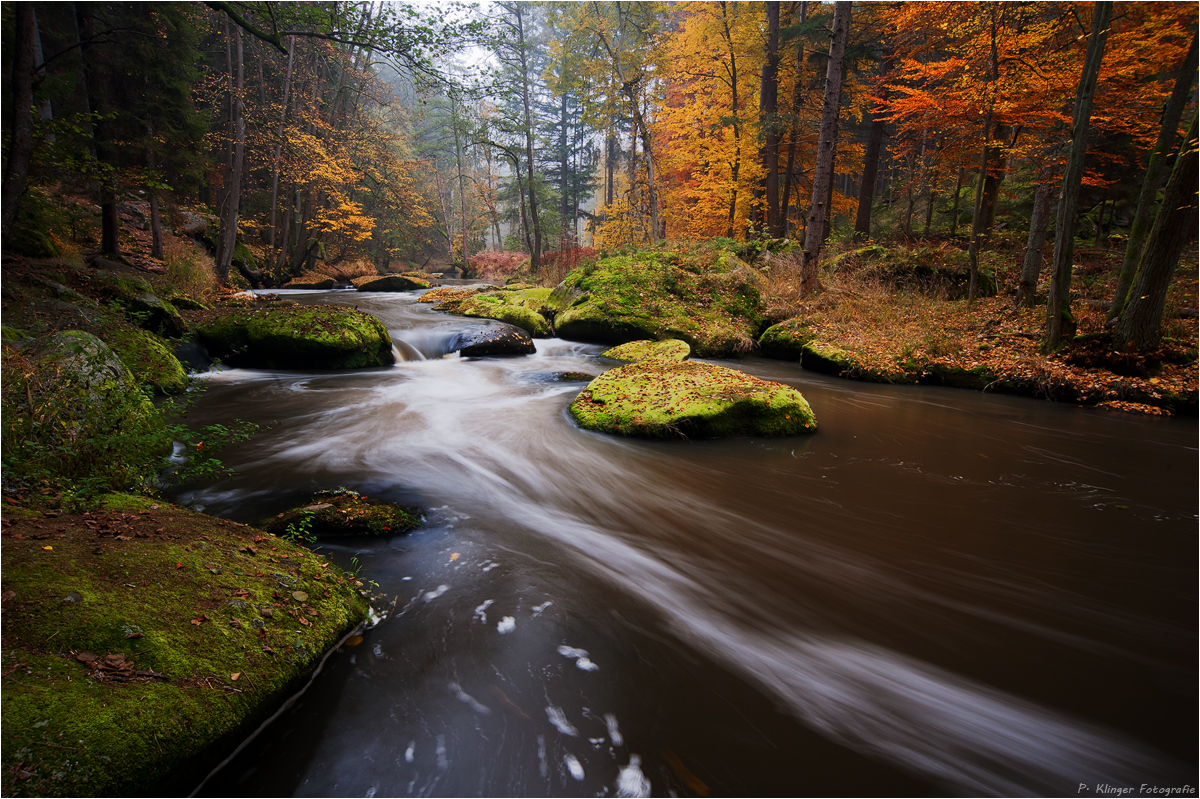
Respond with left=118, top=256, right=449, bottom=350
left=759, top=1, right=781, bottom=236
left=721, top=2, right=742, bottom=239
left=1109, top=33, right=1198, bottom=322
left=800, top=0, right=851, bottom=294
left=2, top=4, right=37, bottom=240
left=966, top=119, right=992, bottom=301
left=1112, top=116, right=1198, bottom=352
left=949, top=166, right=964, bottom=237
left=513, top=6, right=541, bottom=271
left=1045, top=1, right=1112, bottom=350
left=268, top=37, right=295, bottom=260
left=215, top=26, right=245, bottom=285
left=854, top=106, right=887, bottom=239
left=1016, top=182, right=1053, bottom=308
left=780, top=1, right=807, bottom=238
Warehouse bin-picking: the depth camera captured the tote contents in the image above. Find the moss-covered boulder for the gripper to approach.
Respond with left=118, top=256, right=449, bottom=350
left=193, top=305, right=395, bottom=369
left=418, top=286, right=484, bottom=304
left=570, top=360, right=817, bottom=438
left=260, top=489, right=422, bottom=537
left=449, top=324, right=536, bottom=357
left=758, top=318, right=815, bottom=360
left=0, top=497, right=370, bottom=797
left=352, top=274, right=432, bottom=292
left=435, top=286, right=553, bottom=337
left=553, top=252, right=763, bottom=356
left=602, top=339, right=690, bottom=362
left=282, top=277, right=336, bottom=290
left=2, top=331, right=172, bottom=491
left=105, top=324, right=189, bottom=393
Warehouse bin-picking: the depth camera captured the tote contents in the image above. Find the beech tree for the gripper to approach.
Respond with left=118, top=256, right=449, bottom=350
left=800, top=1, right=851, bottom=294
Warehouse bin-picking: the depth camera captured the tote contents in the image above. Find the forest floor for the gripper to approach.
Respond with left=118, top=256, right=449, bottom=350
left=759, top=240, right=1198, bottom=416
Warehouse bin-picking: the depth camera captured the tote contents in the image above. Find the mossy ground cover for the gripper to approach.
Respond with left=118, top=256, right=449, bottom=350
left=553, top=252, right=764, bottom=356
left=601, top=339, right=691, bottom=362
left=759, top=251, right=1198, bottom=414
left=570, top=360, right=817, bottom=438
left=190, top=305, right=395, bottom=369
left=0, top=495, right=369, bottom=797
left=260, top=490, right=422, bottom=537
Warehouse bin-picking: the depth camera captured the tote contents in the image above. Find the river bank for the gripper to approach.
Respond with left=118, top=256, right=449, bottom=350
left=1, top=492, right=370, bottom=797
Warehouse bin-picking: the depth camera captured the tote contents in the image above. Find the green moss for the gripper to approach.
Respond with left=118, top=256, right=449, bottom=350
left=436, top=287, right=553, bottom=337
left=103, top=324, right=188, bottom=394
left=553, top=253, right=762, bottom=356
left=758, top=318, right=815, bottom=360
left=260, top=489, right=423, bottom=537
left=570, top=360, right=817, bottom=438
left=1, top=500, right=370, bottom=797
left=602, top=339, right=690, bottom=362
left=194, top=306, right=395, bottom=369
left=2, top=331, right=172, bottom=492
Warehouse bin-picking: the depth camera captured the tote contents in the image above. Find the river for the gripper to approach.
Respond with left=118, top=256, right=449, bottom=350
left=173, top=288, right=1197, bottom=797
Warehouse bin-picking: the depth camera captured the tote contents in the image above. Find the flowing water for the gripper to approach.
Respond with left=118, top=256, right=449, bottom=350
left=175, top=289, right=1197, bottom=798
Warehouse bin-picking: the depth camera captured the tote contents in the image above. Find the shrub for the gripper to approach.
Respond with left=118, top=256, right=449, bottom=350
left=162, top=237, right=218, bottom=301
left=468, top=251, right=527, bottom=282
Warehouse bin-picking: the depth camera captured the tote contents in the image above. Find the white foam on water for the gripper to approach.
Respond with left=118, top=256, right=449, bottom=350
left=473, top=599, right=494, bottom=624
left=545, top=706, right=578, bottom=737
left=564, top=754, right=585, bottom=781
left=496, top=616, right=516, bottom=635
left=423, top=584, right=450, bottom=602
left=615, top=755, right=651, bottom=797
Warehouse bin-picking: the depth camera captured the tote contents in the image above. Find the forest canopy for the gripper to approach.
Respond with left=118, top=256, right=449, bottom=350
left=2, top=0, right=1196, bottom=352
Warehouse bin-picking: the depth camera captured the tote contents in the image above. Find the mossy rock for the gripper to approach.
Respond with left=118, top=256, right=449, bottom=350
left=260, top=490, right=423, bottom=537
left=193, top=306, right=395, bottom=369
left=553, top=253, right=762, bottom=357
left=103, top=324, right=189, bottom=394
left=570, top=360, right=817, bottom=439
left=352, top=274, right=432, bottom=292
left=758, top=318, right=815, bottom=360
left=419, top=286, right=483, bottom=304
left=919, top=362, right=1000, bottom=391
left=436, top=287, right=553, bottom=337
left=4, top=331, right=171, bottom=491
left=799, top=341, right=917, bottom=385
left=602, top=339, right=690, bottom=362
left=799, top=341, right=855, bottom=376
left=282, top=277, right=336, bottom=290
left=0, top=497, right=369, bottom=797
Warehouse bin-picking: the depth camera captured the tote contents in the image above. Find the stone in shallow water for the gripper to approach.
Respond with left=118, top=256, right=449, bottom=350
left=601, top=339, right=690, bottom=362
left=570, top=359, right=817, bottom=439
left=450, top=324, right=535, bottom=357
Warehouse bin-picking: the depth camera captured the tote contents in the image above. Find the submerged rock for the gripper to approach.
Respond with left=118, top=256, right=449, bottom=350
left=602, top=339, right=690, bottom=362
left=261, top=489, right=423, bottom=537
left=449, top=324, right=536, bottom=357
left=570, top=360, right=817, bottom=438
left=193, top=305, right=395, bottom=369
left=352, top=274, right=432, bottom=292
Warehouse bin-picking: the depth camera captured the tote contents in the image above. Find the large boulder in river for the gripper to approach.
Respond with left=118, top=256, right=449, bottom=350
left=193, top=305, right=395, bottom=369
left=435, top=286, right=553, bottom=336
left=552, top=252, right=764, bottom=357
left=570, top=360, right=817, bottom=439
left=602, top=339, right=690, bottom=362
left=262, top=489, right=422, bottom=537
left=450, top=324, right=536, bottom=357
left=352, top=274, right=432, bottom=292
